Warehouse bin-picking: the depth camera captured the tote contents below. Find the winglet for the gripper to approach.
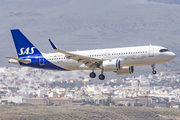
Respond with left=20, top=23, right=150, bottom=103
left=48, top=39, right=67, bottom=54
left=49, top=39, right=58, bottom=49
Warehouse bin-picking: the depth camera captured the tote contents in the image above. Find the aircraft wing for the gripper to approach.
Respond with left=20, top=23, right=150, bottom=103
left=49, top=39, right=103, bottom=68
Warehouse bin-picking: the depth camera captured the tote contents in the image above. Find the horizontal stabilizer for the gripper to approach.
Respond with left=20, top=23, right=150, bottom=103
left=6, top=57, right=31, bottom=63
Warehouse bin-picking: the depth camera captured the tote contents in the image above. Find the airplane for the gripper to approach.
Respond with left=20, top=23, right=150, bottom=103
left=7, top=29, right=176, bottom=80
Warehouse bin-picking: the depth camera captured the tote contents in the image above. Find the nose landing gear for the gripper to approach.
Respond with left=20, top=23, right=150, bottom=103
left=151, top=64, right=157, bottom=74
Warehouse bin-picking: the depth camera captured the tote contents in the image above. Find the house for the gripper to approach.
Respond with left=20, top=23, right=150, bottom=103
left=112, top=98, right=136, bottom=106
left=25, top=98, right=47, bottom=105
left=134, top=95, right=154, bottom=107
left=48, top=98, right=72, bottom=105
left=167, top=101, right=180, bottom=108
left=151, top=98, right=167, bottom=108
left=72, top=100, right=85, bottom=105
left=8, top=96, right=24, bottom=104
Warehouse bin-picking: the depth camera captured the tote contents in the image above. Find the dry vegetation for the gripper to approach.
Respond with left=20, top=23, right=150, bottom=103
left=0, top=104, right=180, bottom=120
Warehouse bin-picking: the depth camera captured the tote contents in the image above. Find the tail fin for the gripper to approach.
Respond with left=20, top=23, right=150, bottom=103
left=11, top=29, right=41, bottom=58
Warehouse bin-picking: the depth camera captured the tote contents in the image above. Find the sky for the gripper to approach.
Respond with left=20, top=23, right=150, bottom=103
left=0, top=0, right=180, bottom=76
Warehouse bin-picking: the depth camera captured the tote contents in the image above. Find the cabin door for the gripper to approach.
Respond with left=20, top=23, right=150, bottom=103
left=39, top=56, right=45, bottom=65
left=149, top=47, right=154, bottom=57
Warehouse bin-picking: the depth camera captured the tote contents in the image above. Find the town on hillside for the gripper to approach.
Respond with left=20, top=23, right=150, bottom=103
left=0, top=67, right=180, bottom=108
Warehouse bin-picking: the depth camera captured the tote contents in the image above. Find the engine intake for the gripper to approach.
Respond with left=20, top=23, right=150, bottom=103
left=102, top=59, right=121, bottom=71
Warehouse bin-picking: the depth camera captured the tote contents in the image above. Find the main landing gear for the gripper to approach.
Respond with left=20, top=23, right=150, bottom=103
left=151, top=64, right=157, bottom=75
left=89, top=72, right=105, bottom=80
left=89, top=64, right=105, bottom=80
left=99, top=68, right=105, bottom=80
left=89, top=68, right=105, bottom=80
left=99, top=74, right=105, bottom=80
left=89, top=72, right=96, bottom=78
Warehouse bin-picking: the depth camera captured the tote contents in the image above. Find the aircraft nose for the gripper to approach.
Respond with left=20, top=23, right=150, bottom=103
left=170, top=52, right=176, bottom=60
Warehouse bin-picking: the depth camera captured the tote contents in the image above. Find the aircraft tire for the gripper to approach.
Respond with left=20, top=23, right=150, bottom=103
left=89, top=72, right=96, bottom=78
left=152, top=71, right=157, bottom=74
left=99, top=74, right=105, bottom=80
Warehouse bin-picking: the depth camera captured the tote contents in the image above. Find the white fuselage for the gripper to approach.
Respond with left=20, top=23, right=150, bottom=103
left=42, top=45, right=176, bottom=71
left=8, top=29, right=176, bottom=80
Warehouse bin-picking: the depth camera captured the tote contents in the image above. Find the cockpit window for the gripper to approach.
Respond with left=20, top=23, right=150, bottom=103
left=159, top=49, right=170, bottom=52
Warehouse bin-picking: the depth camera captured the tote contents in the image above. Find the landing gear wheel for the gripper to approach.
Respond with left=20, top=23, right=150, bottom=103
left=152, top=71, right=156, bottom=74
left=151, top=64, right=157, bottom=75
left=99, top=74, right=105, bottom=80
left=89, top=72, right=96, bottom=78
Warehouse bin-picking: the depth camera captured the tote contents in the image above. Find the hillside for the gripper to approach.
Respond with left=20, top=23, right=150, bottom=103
left=0, top=105, right=180, bottom=120
left=148, top=0, right=180, bottom=5
left=0, top=0, right=180, bottom=76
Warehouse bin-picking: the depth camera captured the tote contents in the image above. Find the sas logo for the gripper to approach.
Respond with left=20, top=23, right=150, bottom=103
left=19, top=47, right=35, bottom=55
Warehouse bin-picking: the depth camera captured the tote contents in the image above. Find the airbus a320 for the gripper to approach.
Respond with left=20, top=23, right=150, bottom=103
left=7, top=29, right=176, bottom=80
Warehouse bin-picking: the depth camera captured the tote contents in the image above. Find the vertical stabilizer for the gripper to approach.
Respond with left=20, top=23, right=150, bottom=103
left=11, top=29, right=41, bottom=58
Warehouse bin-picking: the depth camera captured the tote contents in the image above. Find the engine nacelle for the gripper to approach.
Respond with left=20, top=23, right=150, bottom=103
left=102, top=59, right=121, bottom=72
left=115, top=66, right=134, bottom=75
left=101, top=59, right=134, bottom=75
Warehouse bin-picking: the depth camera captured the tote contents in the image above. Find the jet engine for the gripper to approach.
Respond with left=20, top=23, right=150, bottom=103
left=115, top=66, right=134, bottom=75
left=101, top=59, right=121, bottom=71
left=100, top=59, right=134, bottom=75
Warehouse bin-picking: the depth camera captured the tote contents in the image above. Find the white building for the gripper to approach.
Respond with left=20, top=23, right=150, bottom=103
left=8, top=96, right=24, bottom=103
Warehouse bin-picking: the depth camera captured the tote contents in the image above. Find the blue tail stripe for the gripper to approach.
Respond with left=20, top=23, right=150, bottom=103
left=19, top=57, right=68, bottom=71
